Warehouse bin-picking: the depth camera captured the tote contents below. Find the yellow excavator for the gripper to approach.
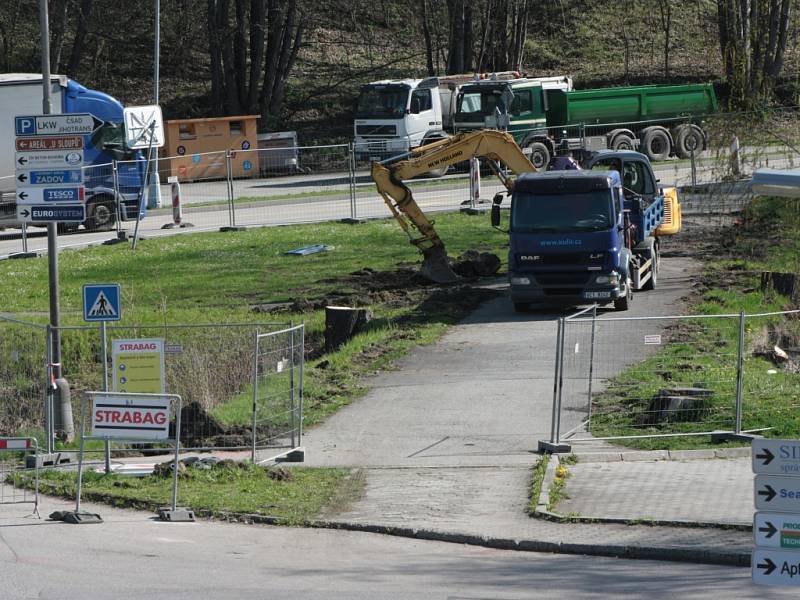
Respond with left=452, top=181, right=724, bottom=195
left=371, top=129, right=536, bottom=283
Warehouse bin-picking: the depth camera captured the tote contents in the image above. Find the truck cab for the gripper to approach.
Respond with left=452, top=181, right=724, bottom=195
left=500, top=151, right=672, bottom=312
left=354, top=79, right=437, bottom=161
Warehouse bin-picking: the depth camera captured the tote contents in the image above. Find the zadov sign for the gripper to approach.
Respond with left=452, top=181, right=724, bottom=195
left=91, top=394, right=171, bottom=440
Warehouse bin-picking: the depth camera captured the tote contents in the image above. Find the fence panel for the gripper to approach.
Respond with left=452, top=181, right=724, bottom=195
left=740, top=311, right=800, bottom=434
left=228, top=145, right=353, bottom=227
left=56, top=322, right=290, bottom=455
left=252, top=324, right=304, bottom=460
left=556, top=312, right=742, bottom=444
left=0, top=437, right=39, bottom=516
left=0, top=317, right=48, bottom=438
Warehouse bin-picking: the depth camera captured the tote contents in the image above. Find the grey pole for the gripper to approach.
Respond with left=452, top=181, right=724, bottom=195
left=40, top=0, right=73, bottom=442
left=149, top=0, right=161, bottom=209
left=101, top=322, right=111, bottom=473
left=735, top=311, right=746, bottom=434
left=251, top=331, right=259, bottom=463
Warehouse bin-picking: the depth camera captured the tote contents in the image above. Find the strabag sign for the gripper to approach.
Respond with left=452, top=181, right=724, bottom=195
left=91, top=394, right=171, bottom=440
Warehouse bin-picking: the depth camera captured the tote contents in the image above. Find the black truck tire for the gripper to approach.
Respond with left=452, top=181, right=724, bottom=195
left=85, top=195, right=116, bottom=232
left=526, top=142, right=550, bottom=171
left=610, top=133, right=635, bottom=151
left=640, top=127, right=672, bottom=162
left=674, top=124, right=705, bottom=159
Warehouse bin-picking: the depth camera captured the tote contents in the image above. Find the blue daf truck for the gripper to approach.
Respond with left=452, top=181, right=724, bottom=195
left=0, top=73, right=145, bottom=231
left=491, top=150, right=681, bottom=312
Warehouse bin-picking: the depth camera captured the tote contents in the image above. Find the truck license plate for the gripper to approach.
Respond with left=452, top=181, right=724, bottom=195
left=583, top=291, right=611, bottom=299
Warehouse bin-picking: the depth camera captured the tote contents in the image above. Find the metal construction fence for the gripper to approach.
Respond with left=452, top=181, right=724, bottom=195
left=0, top=318, right=305, bottom=458
left=544, top=307, right=800, bottom=449
left=251, top=324, right=304, bottom=462
left=0, top=437, right=39, bottom=517
left=8, top=107, right=800, bottom=257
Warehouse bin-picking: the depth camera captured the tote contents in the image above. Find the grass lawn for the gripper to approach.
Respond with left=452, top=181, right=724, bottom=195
left=12, top=461, right=362, bottom=525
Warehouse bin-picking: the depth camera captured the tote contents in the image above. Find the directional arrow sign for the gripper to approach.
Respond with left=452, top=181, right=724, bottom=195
left=753, top=549, right=800, bottom=586
left=15, top=113, right=102, bottom=136
left=16, top=204, right=85, bottom=223
left=752, top=439, right=800, bottom=475
left=15, top=136, right=84, bottom=152
left=753, top=512, right=800, bottom=549
left=755, top=475, right=800, bottom=511
left=16, top=186, right=84, bottom=205
left=17, top=169, right=83, bottom=186
left=15, top=150, right=84, bottom=169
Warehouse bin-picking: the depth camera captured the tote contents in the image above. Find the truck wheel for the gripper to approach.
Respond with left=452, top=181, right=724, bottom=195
left=642, top=246, right=658, bottom=290
left=641, top=127, right=672, bottom=162
left=85, top=196, right=116, bottom=232
left=611, top=133, right=635, bottom=151
left=614, top=271, right=633, bottom=311
left=674, top=125, right=705, bottom=159
left=526, top=142, right=550, bottom=171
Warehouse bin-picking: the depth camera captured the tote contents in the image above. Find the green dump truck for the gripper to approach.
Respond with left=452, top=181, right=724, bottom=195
left=453, top=81, right=718, bottom=168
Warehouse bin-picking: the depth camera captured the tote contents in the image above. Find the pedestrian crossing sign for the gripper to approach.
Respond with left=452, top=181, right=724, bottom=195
left=83, top=284, right=121, bottom=322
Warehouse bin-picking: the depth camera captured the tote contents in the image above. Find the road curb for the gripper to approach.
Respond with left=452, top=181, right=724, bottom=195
left=314, top=519, right=751, bottom=567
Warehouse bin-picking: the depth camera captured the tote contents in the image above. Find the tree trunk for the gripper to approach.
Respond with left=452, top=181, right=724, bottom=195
left=421, top=0, right=436, bottom=76
left=325, top=306, right=371, bottom=353
left=66, top=0, right=92, bottom=77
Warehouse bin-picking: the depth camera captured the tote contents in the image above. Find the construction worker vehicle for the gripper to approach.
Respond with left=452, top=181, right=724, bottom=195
left=371, top=130, right=682, bottom=311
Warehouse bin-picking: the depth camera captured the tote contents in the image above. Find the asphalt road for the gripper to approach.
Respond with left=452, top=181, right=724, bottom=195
left=0, top=496, right=793, bottom=599
left=0, top=148, right=770, bottom=259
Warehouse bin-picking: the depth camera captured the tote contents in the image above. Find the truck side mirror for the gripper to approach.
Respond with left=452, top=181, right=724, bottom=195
left=493, top=193, right=504, bottom=205
left=491, top=204, right=501, bottom=227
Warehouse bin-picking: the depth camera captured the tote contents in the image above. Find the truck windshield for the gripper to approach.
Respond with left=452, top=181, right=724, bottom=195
left=512, top=191, right=614, bottom=232
left=91, top=122, right=138, bottom=160
left=356, top=86, right=409, bottom=118
left=456, top=86, right=505, bottom=120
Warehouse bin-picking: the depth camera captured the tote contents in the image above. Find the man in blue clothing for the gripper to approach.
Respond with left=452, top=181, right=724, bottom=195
left=547, top=142, right=580, bottom=171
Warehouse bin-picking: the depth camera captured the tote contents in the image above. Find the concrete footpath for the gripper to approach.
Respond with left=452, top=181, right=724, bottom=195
left=302, top=260, right=759, bottom=566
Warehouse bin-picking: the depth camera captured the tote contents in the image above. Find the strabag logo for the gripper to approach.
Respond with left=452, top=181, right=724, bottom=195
left=118, top=342, right=158, bottom=351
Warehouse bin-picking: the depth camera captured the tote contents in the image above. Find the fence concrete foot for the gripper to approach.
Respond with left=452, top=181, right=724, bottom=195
left=538, top=440, right=571, bottom=454
left=711, top=431, right=763, bottom=443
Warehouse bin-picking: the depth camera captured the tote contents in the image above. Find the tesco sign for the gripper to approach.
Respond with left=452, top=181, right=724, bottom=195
left=91, top=394, right=171, bottom=440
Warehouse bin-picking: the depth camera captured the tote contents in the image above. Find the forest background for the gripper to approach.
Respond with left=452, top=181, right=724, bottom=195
left=1, top=0, right=797, bottom=144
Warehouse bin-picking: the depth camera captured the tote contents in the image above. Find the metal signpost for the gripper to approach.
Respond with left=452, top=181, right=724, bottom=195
left=752, top=438, right=800, bottom=586
left=83, top=284, right=122, bottom=473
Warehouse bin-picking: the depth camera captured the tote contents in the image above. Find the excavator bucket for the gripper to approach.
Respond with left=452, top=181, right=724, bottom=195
left=420, top=247, right=460, bottom=284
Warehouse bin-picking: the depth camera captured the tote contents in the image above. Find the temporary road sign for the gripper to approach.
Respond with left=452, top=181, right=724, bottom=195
left=83, top=284, right=121, bottom=322
left=16, top=186, right=84, bottom=204
left=753, top=439, right=800, bottom=476
left=16, top=204, right=85, bottom=223
left=15, top=136, right=83, bottom=152
left=15, top=113, right=102, bottom=137
left=755, top=475, right=800, bottom=511
left=123, top=105, right=165, bottom=149
left=90, top=393, right=170, bottom=440
left=755, top=511, right=800, bottom=549
left=112, top=338, right=165, bottom=394
left=753, top=548, right=800, bottom=586
left=16, top=169, right=83, bottom=186
left=16, top=150, right=83, bottom=169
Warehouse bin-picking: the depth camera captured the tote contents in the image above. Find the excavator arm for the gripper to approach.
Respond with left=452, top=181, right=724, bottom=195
left=371, top=129, right=536, bottom=283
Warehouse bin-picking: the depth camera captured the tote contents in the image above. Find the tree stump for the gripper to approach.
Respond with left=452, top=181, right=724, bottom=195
left=324, top=306, right=371, bottom=353
left=760, top=271, right=798, bottom=300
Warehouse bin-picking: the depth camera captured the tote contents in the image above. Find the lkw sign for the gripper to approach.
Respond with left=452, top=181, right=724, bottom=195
left=91, top=393, right=171, bottom=440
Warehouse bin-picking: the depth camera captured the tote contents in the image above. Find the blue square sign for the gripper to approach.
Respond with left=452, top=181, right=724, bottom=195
left=83, top=284, right=121, bottom=322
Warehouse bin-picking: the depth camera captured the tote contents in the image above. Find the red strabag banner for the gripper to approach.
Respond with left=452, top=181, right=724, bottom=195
left=91, top=394, right=171, bottom=440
